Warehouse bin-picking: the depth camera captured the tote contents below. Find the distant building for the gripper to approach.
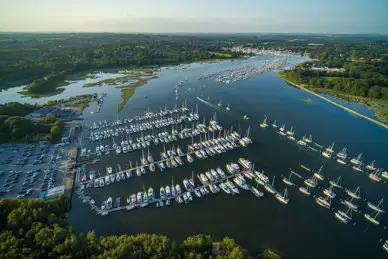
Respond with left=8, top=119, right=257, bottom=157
left=30, top=106, right=56, bottom=118
left=46, top=186, right=65, bottom=199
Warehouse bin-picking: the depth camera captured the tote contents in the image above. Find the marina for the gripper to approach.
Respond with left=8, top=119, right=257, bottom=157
left=67, top=55, right=388, bottom=259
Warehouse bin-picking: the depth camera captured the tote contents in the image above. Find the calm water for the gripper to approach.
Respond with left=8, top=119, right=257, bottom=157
left=3, top=56, right=387, bottom=258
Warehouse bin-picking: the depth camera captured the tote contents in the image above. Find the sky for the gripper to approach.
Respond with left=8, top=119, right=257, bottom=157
left=0, top=0, right=387, bottom=34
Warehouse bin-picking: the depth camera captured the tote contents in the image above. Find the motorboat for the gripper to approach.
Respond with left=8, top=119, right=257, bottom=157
left=160, top=187, right=166, bottom=200
left=226, top=180, right=239, bottom=194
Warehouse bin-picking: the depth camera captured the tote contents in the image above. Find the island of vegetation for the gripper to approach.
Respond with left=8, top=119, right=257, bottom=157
left=81, top=69, right=158, bottom=112
left=0, top=196, right=281, bottom=259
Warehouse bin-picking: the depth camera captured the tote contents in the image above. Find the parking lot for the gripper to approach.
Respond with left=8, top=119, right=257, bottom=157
left=0, top=142, right=70, bottom=199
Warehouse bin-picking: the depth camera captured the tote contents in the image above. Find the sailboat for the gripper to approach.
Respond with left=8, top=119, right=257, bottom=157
left=313, top=165, right=325, bottom=181
left=316, top=195, right=331, bottom=209
left=147, top=147, right=154, bottom=163
left=272, top=120, right=277, bottom=128
left=250, top=182, right=264, bottom=198
left=297, top=136, right=307, bottom=146
left=367, top=198, right=385, bottom=213
left=336, top=147, right=347, bottom=164
left=369, top=169, right=382, bottom=182
left=366, top=160, right=376, bottom=171
left=346, top=186, right=361, bottom=200
left=264, top=176, right=276, bottom=194
left=304, top=174, right=318, bottom=188
left=341, top=196, right=359, bottom=212
left=217, top=100, right=222, bottom=107
left=282, top=171, right=295, bottom=186
left=352, top=162, right=364, bottom=172
left=364, top=211, right=381, bottom=225
left=335, top=207, right=352, bottom=224
left=276, top=188, right=290, bottom=204
left=323, top=185, right=336, bottom=199
left=226, top=104, right=230, bottom=111
left=278, top=124, right=286, bottom=136
left=303, top=134, right=312, bottom=144
left=350, top=153, right=362, bottom=165
left=299, top=185, right=311, bottom=195
left=141, top=149, right=148, bottom=165
left=260, top=115, right=268, bottom=128
left=322, top=142, right=335, bottom=159
left=329, top=176, right=343, bottom=189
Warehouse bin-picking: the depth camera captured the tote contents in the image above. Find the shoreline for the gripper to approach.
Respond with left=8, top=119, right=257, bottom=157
left=278, top=75, right=388, bottom=130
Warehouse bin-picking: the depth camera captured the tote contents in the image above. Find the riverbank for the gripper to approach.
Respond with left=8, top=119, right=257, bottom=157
left=278, top=74, right=388, bottom=130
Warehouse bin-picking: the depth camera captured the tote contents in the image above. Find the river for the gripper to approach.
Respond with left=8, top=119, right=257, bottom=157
left=3, top=56, right=388, bottom=259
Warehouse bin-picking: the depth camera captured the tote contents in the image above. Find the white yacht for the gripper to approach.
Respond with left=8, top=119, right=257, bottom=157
left=186, top=153, right=195, bottom=163
left=226, top=180, right=239, bottom=194
left=249, top=184, right=264, bottom=198
left=233, top=175, right=249, bottom=190
left=160, top=187, right=166, bottom=200
left=219, top=182, right=231, bottom=194
left=226, top=163, right=240, bottom=174
left=165, top=185, right=171, bottom=197
left=271, top=120, right=277, bottom=128
left=148, top=187, right=154, bottom=200
left=238, top=158, right=252, bottom=170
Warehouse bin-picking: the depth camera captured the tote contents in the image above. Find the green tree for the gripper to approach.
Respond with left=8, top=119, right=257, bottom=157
left=50, top=126, right=62, bottom=141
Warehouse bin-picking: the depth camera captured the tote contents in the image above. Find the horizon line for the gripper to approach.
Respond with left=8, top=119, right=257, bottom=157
left=0, top=31, right=387, bottom=36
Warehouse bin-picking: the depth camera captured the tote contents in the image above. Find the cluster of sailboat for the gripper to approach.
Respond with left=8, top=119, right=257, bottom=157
left=88, top=110, right=199, bottom=142
left=198, top=59, right=288, bottom=84
left=281, top=164, right=386, bottom=226
left=260, top=115, right=387, bottom=183
left=89, top=105, right=188, bottom=131
left=80, top=129, right=251, bottom=188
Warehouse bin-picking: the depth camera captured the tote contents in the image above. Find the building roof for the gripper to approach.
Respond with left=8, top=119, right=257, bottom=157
left=35, top=106, right=56, bottom=115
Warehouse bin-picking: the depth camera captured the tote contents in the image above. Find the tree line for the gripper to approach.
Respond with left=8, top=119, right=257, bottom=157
left=0, top=102, right=64, bottom=143
left=0, top=33, right=244, bottom=95
left=0, top=196, right=281, bottom=259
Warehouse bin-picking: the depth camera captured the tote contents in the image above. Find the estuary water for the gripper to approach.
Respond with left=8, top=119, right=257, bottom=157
left=3, top=56, right=387, bottom=259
